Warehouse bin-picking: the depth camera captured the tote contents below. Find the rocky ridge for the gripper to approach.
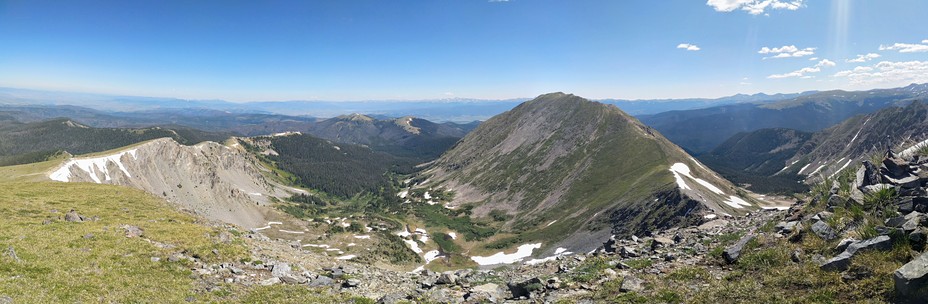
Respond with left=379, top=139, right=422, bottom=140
left=47, top=138, right=290, bottom=228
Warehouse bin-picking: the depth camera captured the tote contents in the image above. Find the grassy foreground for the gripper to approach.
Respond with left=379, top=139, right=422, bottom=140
left=0, top=181, right=369, bottom=303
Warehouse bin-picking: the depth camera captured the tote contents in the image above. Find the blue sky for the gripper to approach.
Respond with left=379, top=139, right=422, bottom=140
left=0, top=0, right=926, bottom=101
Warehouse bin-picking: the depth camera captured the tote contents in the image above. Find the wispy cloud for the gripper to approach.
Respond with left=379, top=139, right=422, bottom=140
left=846, top=53, right=881, bottom=63
left=758, top=45, right=816, bottom=59
left=833, top=60, right=928, bottom=85
left=706, top=0, right=804, bottom=15
left=768, top=59, right=835, bottom=79
left=677, top=43, right=701, bottom=51
left=879, top=39, right=928, bottom=53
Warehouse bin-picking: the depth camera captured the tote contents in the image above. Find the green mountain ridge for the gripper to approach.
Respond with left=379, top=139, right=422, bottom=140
left=423, top=92, right=756, bottom=254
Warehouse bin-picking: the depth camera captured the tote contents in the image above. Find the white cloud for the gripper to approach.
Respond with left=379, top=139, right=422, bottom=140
left=759, top=45, right=816, bottom=59
left=768, top=59, right=836, bottom=79
left=846, top=53, right=881, bottom=63
left=879, top=40, right=928, bottom=53
left=815, top=59, right=836, bottom=67
left=707, top=0, right=804, bottom=15
left=677, top=43, right=701, bottom=51
left=833, top=60, right=928, bottom=86
left=809, top=57, right=819, bottom=61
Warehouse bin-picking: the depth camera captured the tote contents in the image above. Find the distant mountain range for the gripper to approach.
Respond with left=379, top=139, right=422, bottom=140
left=699, top=100, right=928, bottom=193
left=640, top=83, right=928, bottom=154
left=0, top=86, right=817, bottom=122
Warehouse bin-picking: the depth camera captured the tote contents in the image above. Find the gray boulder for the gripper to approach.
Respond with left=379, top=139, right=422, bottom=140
left=619, top=246, right=639, bottom=258
left=894, top=251, right=928, bottom=301
left=121, top=225, right=144, bottom=238
left=902, top=212, right=925, bottom=233
left=811, top=221, right=837, bottom=241
left=343, top=279, right=361, bottom=288
left=437, top=272, right=458, bottom=285
left=468, top=283, right=502, bottom=303
left=308, top=275, right=335, bottom=287
left=64, top=210, right=84, bottom=222
left=620, top=276, right=645, bottom=293
left=775, top=221, right=801, bottom=234
left=723, top=234, right=755, bottom=264
left=863, top=184, right=895, bottom=195
left=855, top=161, right=882, bottom=189
left=259, top=277, right=281, bottom=286
left=821, top=235, right=892, bottom=271
left=651, top=237, right=674, bottom=250
left=377, top=293, right=408, bottom=304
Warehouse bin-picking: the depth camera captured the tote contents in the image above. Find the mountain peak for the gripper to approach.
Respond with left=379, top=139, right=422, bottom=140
left=336, top=113, right=374, bottom=122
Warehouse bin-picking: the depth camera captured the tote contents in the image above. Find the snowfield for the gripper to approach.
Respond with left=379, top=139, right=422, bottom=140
left=49, top=149, right=139, bottom=183
left=669, top=162, right=724, bottom=194
left=470, top=243, right=542, bottom=265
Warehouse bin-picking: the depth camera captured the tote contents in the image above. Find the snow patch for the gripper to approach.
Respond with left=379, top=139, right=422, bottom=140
left=278, top=229, right=305, bottom=234
left=722, top=196, right=751, bottom=209
left=704, top=214, right=717, bottom=219
left=353, top=235, right=371, bottom=239
left=423, top=250, right=442, bottom=264
left=901, top=138, right=928, bottom=158
left=49, top=149, right=139, bottom=183
left=404, top=239, right=423, bottom=254
left=448, top=232, right=457, bottom=240
left=828, top=159, right=854, bottom=179
left=336, top=254, right=357, bottom=260
left=471, top=243, right=542, bottom=265
left=761, top=206, right=791, bottom=211
left=524, top=247, right=573, bottom=265
left=546, top=220, right=558, bottom=227
left=669, top=162, right=723, bottom=194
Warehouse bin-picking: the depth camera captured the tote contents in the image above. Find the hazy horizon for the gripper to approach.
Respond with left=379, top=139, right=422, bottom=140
left=2, top=1, right=926, bottom=102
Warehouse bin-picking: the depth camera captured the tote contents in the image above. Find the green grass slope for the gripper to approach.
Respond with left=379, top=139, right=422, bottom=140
left=0, top=181, right=368, bottom=303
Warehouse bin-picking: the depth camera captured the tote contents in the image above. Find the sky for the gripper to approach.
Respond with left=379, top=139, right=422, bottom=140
left=0, top=0, right=927, bottom=102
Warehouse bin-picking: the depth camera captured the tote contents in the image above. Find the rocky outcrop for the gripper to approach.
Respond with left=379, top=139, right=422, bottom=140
left=48, top=138, right=288, bottom=228
left=894, top=251, right=928, bottom=301
left=723, top=234, right=756, bottom=264
left=820, top=236, right=892, bottom=271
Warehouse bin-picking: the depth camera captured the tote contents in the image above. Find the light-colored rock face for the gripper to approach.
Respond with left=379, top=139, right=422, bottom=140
left=48, top=138, right=282, bottom=228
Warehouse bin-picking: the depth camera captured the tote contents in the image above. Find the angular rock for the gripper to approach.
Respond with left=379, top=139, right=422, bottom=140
left=437, top=272, right=457, bottom=285
left=863, top=184, right=895, bottom=195
left=821, top=236, right=892, bottom=271
left=651, top=237, right=674, bottom=250
left=835, top=238, right=858, bottom=253
left=894, top=251, right=928, bottom=301
left=343, top=279, right=361, bottom=288
left=723, top=234, right=755, bottom=264
left=468, top=283, right=502, bottom=303
left=886, top=216, right=908, bottom=228
left=620, top=276, right=645, bottom=293
left=775, top=221, right=801, bottom=234
left=619, top=246, right=639, bottom=258
left=898, top=197, right=915, bottom=214
left=259, top=277, right=281, bottom=286
left=377, top=293, right=408, bottom=304
left=121, top=225, right=143, bottom=238
left=64, top=210, right=83, bottom=222
left=308, top=275, right=335, bottom=287
left=811, top=221, right=837, bottom=241
left=507, top=278, right=541, bottom=299
left=903, top=212, right=925, bottom=233
left=855, top=161, right=882, bottom=189
left=602, top=237, right=617, bottom=253
left=909, top=228, right=927, bottom=251
left=883, top=156, right=910, bottom=179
